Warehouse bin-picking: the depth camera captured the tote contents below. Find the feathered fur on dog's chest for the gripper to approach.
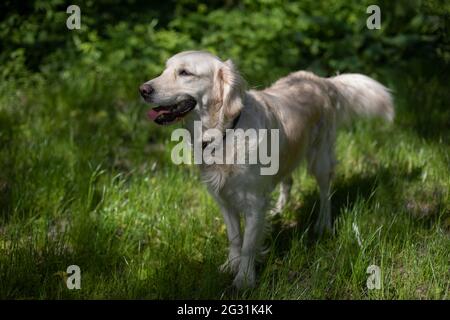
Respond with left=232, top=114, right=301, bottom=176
left=200, top=163, right=242, bottom=194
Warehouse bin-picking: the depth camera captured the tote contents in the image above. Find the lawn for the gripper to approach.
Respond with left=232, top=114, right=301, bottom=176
left=0, top=62, right=448, bottom=299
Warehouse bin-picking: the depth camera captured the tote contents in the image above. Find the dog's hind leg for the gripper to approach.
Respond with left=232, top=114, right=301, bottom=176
left=271, top=175, right=293, bottom=216
left=312, top=163, right=333, bottom=235
left=308, top=124, right=336, bottom=236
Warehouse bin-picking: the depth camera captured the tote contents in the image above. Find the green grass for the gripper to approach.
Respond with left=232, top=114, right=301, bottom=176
left=0, top=68, right=448, bottom=299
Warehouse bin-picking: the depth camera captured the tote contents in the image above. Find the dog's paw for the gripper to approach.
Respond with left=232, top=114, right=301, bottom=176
left=232, top=271, right=256, bottom=290
left=219, top=257, right=240, bottom=274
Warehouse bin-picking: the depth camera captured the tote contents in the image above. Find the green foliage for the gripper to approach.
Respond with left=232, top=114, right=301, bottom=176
left=1, top=0, right=448, bottom=84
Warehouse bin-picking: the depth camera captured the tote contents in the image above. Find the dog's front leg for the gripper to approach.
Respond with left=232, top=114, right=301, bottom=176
left=232, top=197, right=266, bottom=289
left=218, top=203, right=242, bottom=274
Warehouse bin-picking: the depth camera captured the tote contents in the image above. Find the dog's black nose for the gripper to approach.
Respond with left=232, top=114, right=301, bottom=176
left=139, top=83, right=154, bottom=97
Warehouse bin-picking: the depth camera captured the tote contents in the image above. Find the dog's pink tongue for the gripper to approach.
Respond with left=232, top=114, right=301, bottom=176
left=147, top=108, right=168, bottom=121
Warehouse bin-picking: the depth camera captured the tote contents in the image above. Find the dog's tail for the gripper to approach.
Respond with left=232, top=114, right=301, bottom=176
left=329, top=73, right=394, bottom=124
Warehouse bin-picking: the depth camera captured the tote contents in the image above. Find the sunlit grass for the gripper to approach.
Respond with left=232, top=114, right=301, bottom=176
left=0, top=69, right=448, bottom=299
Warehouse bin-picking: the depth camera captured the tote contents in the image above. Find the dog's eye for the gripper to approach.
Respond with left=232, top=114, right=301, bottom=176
left=178, top=69, right=192, bottom=76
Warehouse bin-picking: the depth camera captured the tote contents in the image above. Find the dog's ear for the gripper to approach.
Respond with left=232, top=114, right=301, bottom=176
left=213, top=59, right=245, bottom=121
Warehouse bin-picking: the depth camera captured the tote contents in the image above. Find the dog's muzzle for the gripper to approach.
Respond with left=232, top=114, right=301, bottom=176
left=146, top=96, right=197, bottom=125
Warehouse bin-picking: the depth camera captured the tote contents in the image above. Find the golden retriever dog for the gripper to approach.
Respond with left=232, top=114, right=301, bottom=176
left=139, top=50, right=394, bottom=289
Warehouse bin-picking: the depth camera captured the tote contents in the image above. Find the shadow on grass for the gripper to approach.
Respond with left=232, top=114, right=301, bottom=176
left=387, top=65, right=450, bottom=144
left=269, top=164, right=424, bottom=257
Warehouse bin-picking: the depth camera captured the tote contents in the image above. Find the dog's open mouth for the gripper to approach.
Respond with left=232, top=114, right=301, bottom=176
left=147, top=96, right=196, bottom=125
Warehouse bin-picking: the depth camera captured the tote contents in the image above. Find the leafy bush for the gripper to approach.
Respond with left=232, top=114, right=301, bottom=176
left=1, top=0, right=448, bottom=86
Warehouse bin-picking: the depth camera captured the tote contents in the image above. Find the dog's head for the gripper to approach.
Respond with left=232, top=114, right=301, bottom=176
left=140, top=51, right=245, bottom=130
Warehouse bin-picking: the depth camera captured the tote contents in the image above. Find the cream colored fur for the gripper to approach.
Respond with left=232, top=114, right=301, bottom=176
left=142, top=51, right=394, bottom=289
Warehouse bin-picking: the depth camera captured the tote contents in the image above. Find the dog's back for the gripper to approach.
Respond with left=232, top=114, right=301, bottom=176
left=251, top=70, right=394, bottom=166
